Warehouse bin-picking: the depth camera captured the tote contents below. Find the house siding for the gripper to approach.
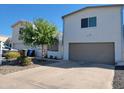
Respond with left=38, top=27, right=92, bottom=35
left=11, top=24, right=29, bottom=50
left=63, top=6, right=123, bottom=63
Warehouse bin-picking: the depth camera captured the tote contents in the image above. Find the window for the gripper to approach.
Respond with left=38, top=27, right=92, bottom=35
left=19, top=28, right=24, bottom=34
left=81, top=16, right=97, bottom=28
left=89, top=17, right=96, bottom=27
left=81, top=18, right=88, bottom=28
left=18, top=28, right=24, bottom=40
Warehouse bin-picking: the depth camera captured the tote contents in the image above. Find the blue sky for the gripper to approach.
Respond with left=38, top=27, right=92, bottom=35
left=0, top=4, right=103, bottom=36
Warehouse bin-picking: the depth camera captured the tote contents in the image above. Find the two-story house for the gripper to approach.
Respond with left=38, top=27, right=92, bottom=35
left=11, top=20, right=63, bottom=59
left=62, top=5, right=124, bottom=65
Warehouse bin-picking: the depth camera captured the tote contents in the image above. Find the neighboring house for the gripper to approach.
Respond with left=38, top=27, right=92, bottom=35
left=0, top=35, right=9, bottom=43
left=0, top=35, right=11, bottom=47
left=62, top=5, right=124, bottom=65
left=11, top=20, right=30, bottom=50
left=11, top=20, right=63, bottom=59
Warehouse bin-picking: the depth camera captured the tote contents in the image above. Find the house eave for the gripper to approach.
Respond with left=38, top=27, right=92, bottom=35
left=62, top=4, right=123, bottom=19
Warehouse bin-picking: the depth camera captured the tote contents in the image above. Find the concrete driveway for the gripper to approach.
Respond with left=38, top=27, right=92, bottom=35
left=0, top=61, right=114, bottom=89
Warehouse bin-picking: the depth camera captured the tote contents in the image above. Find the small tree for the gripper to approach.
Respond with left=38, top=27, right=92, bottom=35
left=19, top=18, right=58, bottom=58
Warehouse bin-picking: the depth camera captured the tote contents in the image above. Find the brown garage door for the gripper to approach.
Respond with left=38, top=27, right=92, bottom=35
left=69, top=43, right=115, bottom=64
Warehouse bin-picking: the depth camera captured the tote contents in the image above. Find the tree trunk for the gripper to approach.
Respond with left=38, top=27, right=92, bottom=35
left=41, top=44, right=48, bottom=59
left=41, top=45, right=44, bottom=58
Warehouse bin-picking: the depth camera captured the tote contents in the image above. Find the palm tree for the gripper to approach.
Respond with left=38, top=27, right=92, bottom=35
left=19, top=18, right=58, bottom=58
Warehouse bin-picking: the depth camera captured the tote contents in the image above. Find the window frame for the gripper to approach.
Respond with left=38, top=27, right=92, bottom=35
left=18, top=27, right=24, bottom=40
left=19, top=28, right=24, bottom=34
left=88, top=17, right=97, bottom=27
left=81, top=18, right=88, bottom=28
left=81, top=16, right=97, bottom=28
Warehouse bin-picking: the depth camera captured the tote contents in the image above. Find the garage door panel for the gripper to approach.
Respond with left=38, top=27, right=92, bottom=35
left=69, top=43, right=115, bottom=64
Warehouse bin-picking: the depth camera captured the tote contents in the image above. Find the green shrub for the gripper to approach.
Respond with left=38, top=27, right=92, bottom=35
left=5, top=51, right=21, bottom=59
left=16, top=56, right=24, bottom=65
left=21, top=57, right=32, bottom=66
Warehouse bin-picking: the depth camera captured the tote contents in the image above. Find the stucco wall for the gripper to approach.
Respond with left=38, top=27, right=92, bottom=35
left=11, top=24, right=30, bottom=49
left=0, top=35, right=8, bottom=42
left=12, top=24, right=24, bottom=43
left=63, top=6, right=123, bottom=63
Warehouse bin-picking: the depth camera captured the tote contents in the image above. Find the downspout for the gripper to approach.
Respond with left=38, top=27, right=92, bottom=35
left=62, top=17, right=64, bottom=59
left=120, top=5, right=124, bottom=62
left=0, top=42, right=2, bottom=65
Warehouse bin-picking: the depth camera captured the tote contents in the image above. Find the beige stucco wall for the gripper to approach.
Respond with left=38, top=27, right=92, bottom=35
left=11, top=24, right=30, bottom=50
left=0, top=35, right=9, bottom=42
left=63, top=6, right=123, bottom=63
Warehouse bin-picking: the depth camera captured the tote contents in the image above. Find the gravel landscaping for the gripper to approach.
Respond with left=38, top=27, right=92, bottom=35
left=0, top=64, right=40, bottom=75
left=0, top=58, right=59, bottom=75
left=113, top=66, right=124, bottom=89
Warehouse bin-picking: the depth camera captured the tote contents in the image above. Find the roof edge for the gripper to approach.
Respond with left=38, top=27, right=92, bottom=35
left=62, top=4, right=123, bottom=19
left=11, top=20, right=30, bottom=28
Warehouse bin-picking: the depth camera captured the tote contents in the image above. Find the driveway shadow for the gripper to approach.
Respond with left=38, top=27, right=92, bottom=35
left=33, top=59, right=115, bottom=70
left=2, top=58, right=114, bottom=70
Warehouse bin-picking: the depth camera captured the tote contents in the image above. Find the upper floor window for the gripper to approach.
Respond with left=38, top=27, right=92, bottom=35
left=89, top=17, right=96, bottom=27
left=81, top=18, right=88, bottom=28
left=81, top=16, right=97, bottom=28
left=18, top=28, right=24, bottom=40
left=19, top=28, right=24, bottom=34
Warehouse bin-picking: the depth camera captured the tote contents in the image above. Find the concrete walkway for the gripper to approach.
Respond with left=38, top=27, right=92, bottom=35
left=0, top=61, right=114, bottom=89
